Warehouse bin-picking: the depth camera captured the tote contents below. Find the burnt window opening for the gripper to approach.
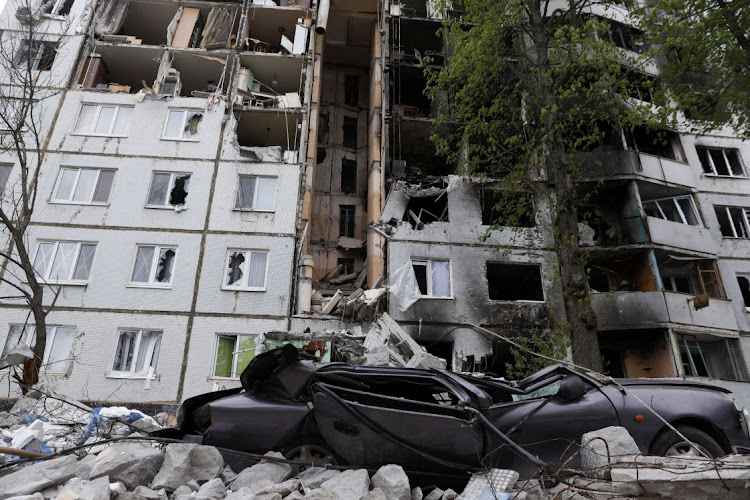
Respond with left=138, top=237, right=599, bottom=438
left=588, top=267, right=612, bottom=293
left=343, top=116, right=357, bottom=149
left=697, top=146, right=745, bottom=177
left=486, top=263, right=544, bottom=301
left=605, top=19, right=645, bottom=53
left=737, top=276, right=750, bottom=308
left=13, top=41, right=57, bottom=71
left=318, top=110, right=330, bottom=145
left=623, top=68, right=659, bottom=104
left=226, top=252, right=246, bottom=286
left=404, top=193, right=448, bottom=229
left=317, top=147, right=327, bottom=164
left=480, top=188, right=534, bottom=227
left=337, top=258, right=355, bottom=276
left=341, top=159, right=357, bottom=194
left=339, top=205, right=356, bottom=238
left=625, top=126, right=681, bottom=161
left=344, top=75, right=359, bottom=107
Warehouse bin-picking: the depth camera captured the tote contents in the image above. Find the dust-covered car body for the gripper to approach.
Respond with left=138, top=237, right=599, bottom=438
left=168, top=345, right=750, bottom=475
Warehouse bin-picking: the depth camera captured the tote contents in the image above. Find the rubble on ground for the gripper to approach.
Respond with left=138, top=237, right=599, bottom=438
left=0, top=388, right=749, bottom=500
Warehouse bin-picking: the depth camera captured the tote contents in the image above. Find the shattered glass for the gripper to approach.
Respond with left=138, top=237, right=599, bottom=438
left=155, top=248, right=176, bottom=283
left=169, top=175, right=190, bottom=206
left=226, top=252, right=246, bottom=286
left=113, top=331, right=138, bottom=372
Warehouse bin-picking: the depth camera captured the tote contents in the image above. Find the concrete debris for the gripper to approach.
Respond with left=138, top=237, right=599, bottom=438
left=89, top=442, right=166, bottom=489
left=371, top=465, right=410, bottom=500
left=320, top=469, right=370, bottom=500
left=230, top=452, right=292, bottom=491
left=580, top=425, right=641, bottom=479
left=151, top=443, right=224, bottom=491
left=297, top=467, right=341, bottom=491
left=363, top=313, right=447, bottom=369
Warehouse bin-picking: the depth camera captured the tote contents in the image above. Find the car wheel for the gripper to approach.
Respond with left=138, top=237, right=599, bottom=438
left=282, top=442, right=338, bottom=475
left=650, top=425, right=726, bottom=459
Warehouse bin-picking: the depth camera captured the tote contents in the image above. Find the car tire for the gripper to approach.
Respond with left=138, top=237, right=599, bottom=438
left=282, top=439, right=338, bottom=475
left=650, top=425, right=726, bottom=459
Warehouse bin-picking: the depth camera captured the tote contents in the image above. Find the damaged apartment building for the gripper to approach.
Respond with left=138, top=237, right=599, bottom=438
left=0, top=0, right=749, bottom=406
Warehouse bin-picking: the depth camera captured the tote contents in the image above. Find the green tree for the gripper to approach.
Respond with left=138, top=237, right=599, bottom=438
left=427, top=0, right=667, bottom=371
left=638, top=0, right=750, bottom=135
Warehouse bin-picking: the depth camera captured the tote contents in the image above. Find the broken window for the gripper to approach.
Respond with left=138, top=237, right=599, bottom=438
left=715, top=205, right=750, bottom=238
left=344, top=75, right=359, bottom=107
left=147, top=172, right=191, bottom=208
left=339, top=205, right=356, bottom=238
left=625, top=126, right=681, bottom=160
left=341, top=159, right=357, bottom=194
left=74, top=104, right=133, bottom=137
left=343, top=116, right=357, bottom=149
left=111, top=329, right=162, bottom=377
left=622, top=68, right=658, bottom=103
left=404, top=192, right=448, bottom=229
left=660, top=259, right=725, bottom=298
left=411, top=259, right=451, bottom=297
left=697, top=146, right=745, bottom=177
left=643, top=195, right=701, bottom=226
left=224, top=249, right=268, bottom=290
left=337, top=258, right=355, bottom=275
left=480, top=188, right=534, bottom=227
left=235, top=175, right=276, bottom=211
left=163, top=109, right=203, bottom=140
left=130, top=245, right=177, bottom=286
left=52, top=167, right=115, bottom=204
left=0, top=325, right=75, bottom=372
left=0, top=164, right=13, bottom=191
left=604, top=18, right=645, bottom=53
left=33, top=241, right=97, bottom=283
left=42, top=0, right=74, bottom=16
left=677, top=334, right=748, bottom=381
left=13, top=40, right=57, bottom=71
left=737, top=276, right=750, bottom=309
left=214, top=334, right=256, bottom=378
left=486, top=263, right=544, bottom=301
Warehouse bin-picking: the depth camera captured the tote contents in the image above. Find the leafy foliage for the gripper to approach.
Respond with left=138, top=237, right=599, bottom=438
left=505, top=327, right=571, bottom=380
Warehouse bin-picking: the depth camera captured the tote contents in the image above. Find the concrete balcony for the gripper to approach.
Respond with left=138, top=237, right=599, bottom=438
left=583, top=150, right=696, bottom=189
left=645, top=216, right=717, bottom=255
left=594, top=291, right=739, bottom=331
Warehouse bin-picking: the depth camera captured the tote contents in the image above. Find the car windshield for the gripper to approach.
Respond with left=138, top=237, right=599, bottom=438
left=512, top=380, right=561, bottom=401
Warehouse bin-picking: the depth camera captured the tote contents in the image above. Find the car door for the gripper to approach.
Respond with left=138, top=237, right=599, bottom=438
left=485, top=374, right=620, bottom=473
left=311, top=371, right=484, bottom=472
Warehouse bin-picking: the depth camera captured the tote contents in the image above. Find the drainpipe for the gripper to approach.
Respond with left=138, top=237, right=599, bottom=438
left=297, top=255, right=314, bottom=314
left=366, top=22, right=385, bottom=287
left=316, top=0, right=330, bottom=34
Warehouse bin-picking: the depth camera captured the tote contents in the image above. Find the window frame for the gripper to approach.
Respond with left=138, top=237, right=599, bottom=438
left=109, top=329, right=162, bottom=378
left=736, top=275, right=750, bottom=312
left=161, top=109, right=202, bottom=141
left=32, top=240, right=97, bottom=285
left=677, top=333, right=748, bottom=382
left=697, top=146, right=746, bottom=178
left=50, top=167, right=116, bottom=205
left=233, top=175, right=277, bottom=212
left=145, top=171, right=192, bottom=209
left=339, top=205, right=356, bottom=238
left=715, top=205, right=750, bottom=238
left=14, top=40, right=57, bottom=71
left=128, top=244, right=178, bottom=288
left=221, top=249, right=270, bottom=292
left=411, top=258, right=453, bottom=299
left=642, top=195, right=702, bottom=226
left=72, top=104, right=133, bottom=137
left=212, top=333, right=258, bottom=380
left=0, top=324, right=76, bottom=373
left=42, top=0, right=74, bottom=16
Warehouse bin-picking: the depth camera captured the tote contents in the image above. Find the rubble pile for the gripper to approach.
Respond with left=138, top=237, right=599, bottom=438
left=0, top=386, right=165, bottom=460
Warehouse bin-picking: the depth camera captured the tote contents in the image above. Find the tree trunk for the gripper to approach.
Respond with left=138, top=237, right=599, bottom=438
left=22, top=295, right=46, bottom=392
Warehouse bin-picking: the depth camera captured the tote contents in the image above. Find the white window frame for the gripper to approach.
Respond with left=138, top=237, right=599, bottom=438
left=697, top=146, right=746, bottom=177
left=145, top=171, right=191, bottom=209
left=32, top=240, right=97, bottom=284
left=222, top=249, right=269, bottom=291
left=716, top=206, right=750, bottom=238
left=161, top=109, right=202, bottom=141
left=14, top=40, right=56, bottom=71
left=72, top=104, right=133, bottom=137
left=51, top=167, right=115, bottom=205
left=411, top=258, right=453, bottom=299
left=643, top=195, right=702, bottom=226
left=128, top=244, right=177, bottom=288
left=0, top=324, right=76, bottom=373
left=212, top=333, right=258, bottom=380
left=233, top=175, right=278, bottom=212
left=43, top=0, right=73, bottom=16
left=109, top=329, right=162, bottom=378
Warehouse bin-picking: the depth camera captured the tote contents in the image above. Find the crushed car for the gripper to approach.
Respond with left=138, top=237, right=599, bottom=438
left=160, top=345, right=750, bottom=476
